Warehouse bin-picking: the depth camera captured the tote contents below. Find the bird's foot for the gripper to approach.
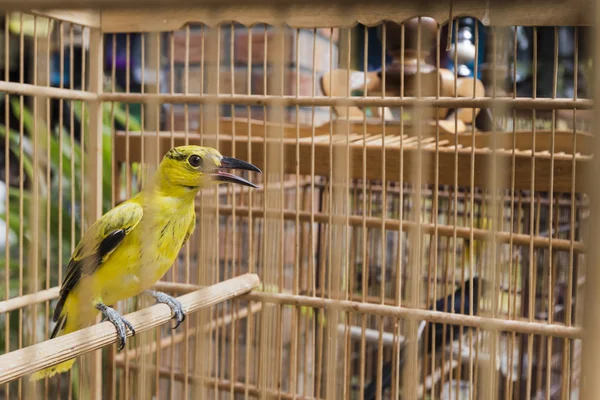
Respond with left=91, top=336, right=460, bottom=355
left=144, top=290, right=186, bottom=329
left=95, top=302, right=136, bottom=351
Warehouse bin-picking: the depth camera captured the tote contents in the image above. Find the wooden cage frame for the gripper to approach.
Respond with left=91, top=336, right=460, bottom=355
left=0, top=0, right=597, bottom=399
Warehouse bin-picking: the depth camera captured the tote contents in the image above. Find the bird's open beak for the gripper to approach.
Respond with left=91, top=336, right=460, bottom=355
left=211, top=156, right=262, bottom=188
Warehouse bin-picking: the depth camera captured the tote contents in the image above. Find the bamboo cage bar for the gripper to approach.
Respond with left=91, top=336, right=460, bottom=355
left=99, top=92, right=593, bottom=109
left=0, top=287, right=59, bottom=314
left=0, top=80, right=97, bottom=100
left=112, top=363, right=323, bottom=400
left=0, top=273, right=260, bottom=385
left=205, top=205, right=586, bottom=252
left=579, top=2, right=600, bottom=397
left=112, top=359, right=455, bottom=400
left=8, top=264, right=575, bottom=337
left=150, top=280, right=582, bottom=339
left=0, top=2, right=595, bottom=399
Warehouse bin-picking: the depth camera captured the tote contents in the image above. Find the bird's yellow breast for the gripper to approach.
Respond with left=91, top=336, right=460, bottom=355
left=69, top=198, right=195, bottom=314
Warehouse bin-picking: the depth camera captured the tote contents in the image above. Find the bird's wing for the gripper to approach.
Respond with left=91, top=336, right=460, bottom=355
left=53, top=199, right=144, bottom=322
left=181, top=217, right=196, bottom=248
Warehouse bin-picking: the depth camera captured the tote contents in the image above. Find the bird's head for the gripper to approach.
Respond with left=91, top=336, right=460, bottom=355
left=157, top=145, right=261, bottom=191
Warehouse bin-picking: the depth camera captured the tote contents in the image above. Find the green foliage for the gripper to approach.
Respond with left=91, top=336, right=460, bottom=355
left=0, top=96, right=141, bottom=357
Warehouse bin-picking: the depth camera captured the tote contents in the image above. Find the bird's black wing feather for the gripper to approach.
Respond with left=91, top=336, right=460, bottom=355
left=52, top=201, right=143, bottom=322
left=53, top=230, right=127, bottom=322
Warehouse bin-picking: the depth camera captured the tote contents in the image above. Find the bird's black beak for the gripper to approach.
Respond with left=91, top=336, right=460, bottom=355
left=211, top=156, right=262, bottom=188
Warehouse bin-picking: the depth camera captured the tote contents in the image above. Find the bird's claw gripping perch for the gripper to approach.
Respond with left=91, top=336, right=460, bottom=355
left=96, top=302, right=136, bottom=351
left=144, top=290, right=186, bottom=329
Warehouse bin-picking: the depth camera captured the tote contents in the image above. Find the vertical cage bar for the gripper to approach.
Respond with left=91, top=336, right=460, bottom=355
left=580, top=5, right=600, bottom=399
left=17, top=17, right=24, bottom=400
left=85, top=26, right=104, bottom=400
left=3, top=12, right=10, bottom=399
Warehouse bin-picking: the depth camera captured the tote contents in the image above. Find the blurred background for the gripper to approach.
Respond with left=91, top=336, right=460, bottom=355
left=0, top=12, right=593, bottom=399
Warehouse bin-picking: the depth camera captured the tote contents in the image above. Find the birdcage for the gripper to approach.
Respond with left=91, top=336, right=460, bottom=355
left=0, top=0, right=596, bottom=399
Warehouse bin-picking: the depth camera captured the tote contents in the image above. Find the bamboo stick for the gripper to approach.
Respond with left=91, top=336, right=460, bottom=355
left=0, top=273, right=260, bottom=384
left=0, top=276, right=583, bottom=341
left=579, top=5, right=600, bottom=397
left=85, top=26, right=105, bottom=400
left=99, top=92, right=592, bottom=110
left=208, top=205, right=586, bottom=253
left=156, top=281, right=582, bottom=339
left=0, top=286, right=59, bottom=314
left=0, top=80, right=97, bottom=101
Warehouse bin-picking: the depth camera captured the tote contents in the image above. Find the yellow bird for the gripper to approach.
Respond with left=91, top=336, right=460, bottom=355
left=30, top=145, right=261, bottom=381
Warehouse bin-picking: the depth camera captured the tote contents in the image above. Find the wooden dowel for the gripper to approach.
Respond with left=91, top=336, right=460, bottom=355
left=155, top=281, right=583, bottom=339
left=99, top=92, right=592, bottom=110
left=0, top=273, right=260, bottom=384
left=0, top=278, right=229, bottom=315
left=209, top=205, right=586, bottom=253
left=0, top=286, right=59, bottom=314
left=248, top=293, right=583, bottom=339
left=0, top=270, right=581, bottom=378
left=0, top=80, right=97, bottom=101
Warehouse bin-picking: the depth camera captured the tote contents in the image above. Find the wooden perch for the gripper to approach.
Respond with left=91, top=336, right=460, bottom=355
left=0, top=273, right=260, bottom=385
left=155, top=281, right=583, bottom=339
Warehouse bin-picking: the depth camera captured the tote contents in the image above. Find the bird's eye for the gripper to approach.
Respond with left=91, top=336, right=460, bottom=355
left=188, top=155, right=203, bottom=169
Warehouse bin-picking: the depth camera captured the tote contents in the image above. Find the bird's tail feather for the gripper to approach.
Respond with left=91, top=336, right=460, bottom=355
left=29, top=313, right=77, bottom=382
left=29, top=359, right=76, bottom=381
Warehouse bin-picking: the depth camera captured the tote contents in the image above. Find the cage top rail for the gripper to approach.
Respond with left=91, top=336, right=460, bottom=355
left=0, top=273, right=260, bottom=385
left=12, top=0, right=593, bottom=32
left=113, top=129, right=591, bottom=193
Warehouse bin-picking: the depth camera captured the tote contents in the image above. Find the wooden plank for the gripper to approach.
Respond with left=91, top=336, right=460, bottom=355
left=94, top=0, right=594, bottom=32
left=115, top=119, right=595, bottom=154
left=220, top=117, right=334, bottom=138
left=113, top=131, right=591, bottom=193
left=30, top=9, right=100, bottom=27
left=345, top=126, right=594, bottom=157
